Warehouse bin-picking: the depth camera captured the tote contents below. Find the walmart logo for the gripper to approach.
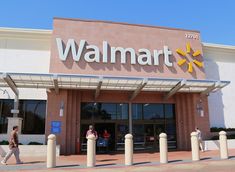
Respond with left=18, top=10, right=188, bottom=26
left=176, top=43, right=203, bottom=73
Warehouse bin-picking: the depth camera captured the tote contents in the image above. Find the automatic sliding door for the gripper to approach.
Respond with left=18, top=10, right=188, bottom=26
left=133, top=124, right=145, bottom=150
left=144, top=124, right=155, bottom=150
left=116, top=124, right=128, bottom=150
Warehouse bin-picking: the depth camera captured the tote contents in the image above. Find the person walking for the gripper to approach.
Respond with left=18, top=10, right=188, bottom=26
left=103, top=129, right=111, bottom=141
left=86, top=125, right=98, bottom=139
left=195, top=127, right=204, bottom=152
left=1, top=126, right=23, bottom=165
left=102, top=129, right=111, bottom=152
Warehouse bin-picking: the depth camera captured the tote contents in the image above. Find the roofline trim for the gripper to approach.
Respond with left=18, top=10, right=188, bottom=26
left=0, top=27, right=52, bottom=34
left=202, top=42, right=235, bottom=51
left=1, top=71, right=230, bottom=84
left=0, top=27, right=52, bottom=40
left=53, top=17, right=200, bottom=33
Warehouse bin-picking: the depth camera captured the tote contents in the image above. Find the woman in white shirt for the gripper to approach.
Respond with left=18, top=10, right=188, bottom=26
left=195, top=127, right=204, bottom=152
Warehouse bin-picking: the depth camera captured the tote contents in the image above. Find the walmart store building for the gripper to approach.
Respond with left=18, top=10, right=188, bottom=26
left=0, top=18, right=234, bottom=155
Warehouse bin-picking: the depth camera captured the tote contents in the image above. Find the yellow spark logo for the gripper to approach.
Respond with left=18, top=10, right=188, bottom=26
left=176, top=43, right=203, bottom=73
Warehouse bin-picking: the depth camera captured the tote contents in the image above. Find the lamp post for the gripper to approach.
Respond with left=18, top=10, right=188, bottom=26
left=0, top=88, right=10, bottom=99
left=59, top=101, right=64, bottom=117
left=196, top=99, right=204, bottom=117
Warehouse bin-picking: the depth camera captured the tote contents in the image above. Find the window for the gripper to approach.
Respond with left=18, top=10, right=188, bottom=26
left=133, top=124, right=144, bottom=142
left=81, top=103, right=128, bottom=120
left=145, top=124, right=154, bottom=142
left=166, top=122, right=176, bottom=141
left=81, top=103, right=95, bottom=120
left=117, top=124, right=128, bottom=143
left=117, top=104, right=128, bottom=120
left=131, top=103, right=176, bottom=149
left=81, top=124, right=89, bottom=143
left=99, top=103, right=116, bottom=120
left=165, top=104, right=175, bottom=119
left=19, top=100, right=46, bottom=134
left=155, top=124, right=165, bottom=136
left=132, top=104, right=142, bottom=119
left=0, top=99, right=46, bottom=134
left=0, top=99, right=14, bottom=133
left=143, top=104, right=164, bottom=119
left=132, top=103, right=175, bottom=120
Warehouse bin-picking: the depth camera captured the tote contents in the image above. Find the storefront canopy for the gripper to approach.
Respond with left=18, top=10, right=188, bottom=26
left=0, top=72, right=230, bottom=100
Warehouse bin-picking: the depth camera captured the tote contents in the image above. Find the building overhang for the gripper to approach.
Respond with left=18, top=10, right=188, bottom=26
left=0, top=73, right=19, bottom=96
left=0, top=72, right=230, bottom=99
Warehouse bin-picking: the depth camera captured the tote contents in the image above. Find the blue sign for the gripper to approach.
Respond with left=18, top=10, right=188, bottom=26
left=51, top=121, right=61, bottom=134
left=51, top=121, right=61, bottom=127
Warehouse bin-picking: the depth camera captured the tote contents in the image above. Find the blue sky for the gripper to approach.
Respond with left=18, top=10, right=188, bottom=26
left=0, top=0, right=234, bottom=45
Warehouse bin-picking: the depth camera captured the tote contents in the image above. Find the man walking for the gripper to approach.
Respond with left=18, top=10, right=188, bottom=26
left=195, top=127, right=204, bottom=152
left=1, top=126, right=23, bottom=165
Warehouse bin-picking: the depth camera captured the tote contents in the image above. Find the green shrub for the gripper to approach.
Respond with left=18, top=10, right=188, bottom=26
left=0, top=141, right=43, bottom=145
left=0, top=140, right=9, bottom=145
left=0, top=141, right=23, bottom=145
left=28, top=142, right=43, bottom=145
left=210, top=136, right=219, bottom=140
left=228, top=135, right=235, bottom=139
left=210, top=134, right=235, bottom=140
left=210, top=127, right=235, bottom=132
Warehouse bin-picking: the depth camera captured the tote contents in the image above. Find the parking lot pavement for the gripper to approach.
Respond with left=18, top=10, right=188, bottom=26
left=0, top=149, right=235, bottom=172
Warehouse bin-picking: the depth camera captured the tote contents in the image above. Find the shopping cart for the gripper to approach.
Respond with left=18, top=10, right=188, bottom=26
left=97, top=138, right=109, bottom=153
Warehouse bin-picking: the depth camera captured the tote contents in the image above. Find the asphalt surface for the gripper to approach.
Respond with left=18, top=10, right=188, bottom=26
left=0, top=149, right=235, bottom=171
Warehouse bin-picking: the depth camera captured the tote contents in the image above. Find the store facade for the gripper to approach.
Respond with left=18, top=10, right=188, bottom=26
left=0, top=18, right=232, bottom=155
left=45, top=18, right=228, bottom=155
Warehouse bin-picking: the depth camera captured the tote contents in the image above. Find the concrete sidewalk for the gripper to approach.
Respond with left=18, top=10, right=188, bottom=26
left=0, top=149, right=235, bottom=171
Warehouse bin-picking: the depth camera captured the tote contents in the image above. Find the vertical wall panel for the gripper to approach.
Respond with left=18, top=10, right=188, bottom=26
left=76, top=91, right=81, bottom=154
left=175, top=93, right=210, bottom=150
left=185, top=94, right=191, bottom=149
left=65, top=90, right=79, bottom=155
left=175, top=94, right=182, bottom=149
left=47, top=90, right=210, bottom=154
left=65, top=90, right=72, bottom=154
left=71, top=90, right=77, bottom=153
left=46, top=90, right=68, bottom=155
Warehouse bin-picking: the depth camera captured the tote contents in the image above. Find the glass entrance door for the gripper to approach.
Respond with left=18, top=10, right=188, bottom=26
left=80, top=102, right=129, bottom=152
left=80, top=102, right=177, bottom=152
left=144, top=124, right=155, bottom=150
left=132, top=103, right=177, bottom=151
left=95, top=123, right=115, bottom=152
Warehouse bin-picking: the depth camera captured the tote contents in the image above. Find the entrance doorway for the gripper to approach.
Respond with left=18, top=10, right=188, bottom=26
left=80, top=102, right=177, bottom=153
left=95, top=123, right=115, bottom=152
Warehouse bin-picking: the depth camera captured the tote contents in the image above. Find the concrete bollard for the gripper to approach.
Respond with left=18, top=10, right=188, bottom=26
left=125, top=134, right=133, bottom=166
left=191, top=132, right=200, bottom=161
left=47, top=134, right=56, bottom=168
left=159, top=133, right=168, bottom=163
left=219, top=131, right=228, bottom=159
left=87, top=134, right=96, bottom=167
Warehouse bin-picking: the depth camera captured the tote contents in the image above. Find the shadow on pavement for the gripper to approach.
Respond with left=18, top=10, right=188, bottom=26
left=133, top=161, right=151, bottom=166
left=22, top=161, right=45, bottom=164
left=97, top=159, right=118, bottom=162
left=169, top=160, right=183, bottom=163
left=96, top=163, right=116, bottom=167
left=56, top=164, right=80, bottom=168
left=201, top=157, right=212, bottom=161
